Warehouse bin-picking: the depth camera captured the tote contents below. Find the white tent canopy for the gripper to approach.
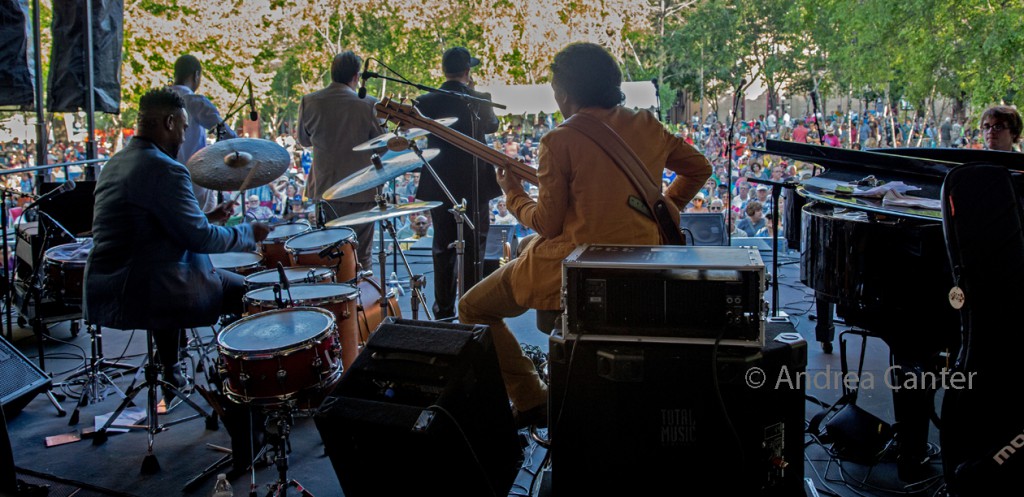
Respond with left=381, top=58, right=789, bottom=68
left=477, top=81, right=659, bottom=116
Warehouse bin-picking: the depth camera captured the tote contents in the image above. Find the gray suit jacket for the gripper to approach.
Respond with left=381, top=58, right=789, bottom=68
left=84, top=137, right=256, bottom=330
left=298, top=83, right=383, bottom=203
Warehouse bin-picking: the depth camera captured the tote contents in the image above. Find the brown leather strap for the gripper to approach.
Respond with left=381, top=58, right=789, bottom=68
left=561, top=113, right=684, bottom=245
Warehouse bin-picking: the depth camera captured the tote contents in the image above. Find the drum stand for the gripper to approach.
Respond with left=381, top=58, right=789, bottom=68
left=257, top=405, right=310, bottom=497
left=407, top=142, right=475, bottom=312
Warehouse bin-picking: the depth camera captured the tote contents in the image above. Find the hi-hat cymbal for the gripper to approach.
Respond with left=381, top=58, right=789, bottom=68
left=353, top=117, right=458, bottom=152
left=187, top=138, right=290, bottom=191
left=322, top=149, right=439, bottom=200
left=326, top=201, right=442, bottom=227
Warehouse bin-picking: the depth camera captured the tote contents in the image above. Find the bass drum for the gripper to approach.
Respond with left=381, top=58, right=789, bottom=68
left=355, top=275, right=401, bottom=346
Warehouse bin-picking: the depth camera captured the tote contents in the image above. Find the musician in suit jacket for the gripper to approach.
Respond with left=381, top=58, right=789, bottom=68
left=298, top=51, right=385, bottom=270
left=458, top=43, right=711, bottom=427
left=416, top=46, right=501, bottom=319
left=85, top=88, right=271, bottom=381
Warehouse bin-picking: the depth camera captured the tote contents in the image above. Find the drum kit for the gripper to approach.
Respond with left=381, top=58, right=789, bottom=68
left=178, top=118, right=464, bottom=494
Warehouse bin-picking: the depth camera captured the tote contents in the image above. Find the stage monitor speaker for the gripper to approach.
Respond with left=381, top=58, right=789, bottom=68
left=0, top=0, right=35, bottom=107
left=681, top=212, right=728, bottom=246
left=548, top=321, right=806, bottom=496
left=0, top=334, right=51, bottom=417
left=315, top=318, right=521, bottom=497
left=47, top=0, right=122, bottom=113
left=483, top=224, right=518, bottom=276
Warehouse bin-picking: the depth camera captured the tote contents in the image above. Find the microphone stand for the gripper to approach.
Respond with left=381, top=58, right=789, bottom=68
left=365, top=68, right=504, bottom=312
left=362, top=71, right=505, bottom=111
left=407, top=141, right=474, bottom=308
left=745, top=177, right=794, bottom=318
left=725, top=80, right=748, bottom=244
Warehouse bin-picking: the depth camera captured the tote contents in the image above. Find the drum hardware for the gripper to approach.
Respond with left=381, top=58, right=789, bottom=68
left=409, top=274, right=427, bottom=320
left=275, top=263, right=294, bottom=305
left=91, top=329, right=219, bottom=474
left=375, top=217, right=429, bottom=321
left=61, top=322, right=135, bottom=426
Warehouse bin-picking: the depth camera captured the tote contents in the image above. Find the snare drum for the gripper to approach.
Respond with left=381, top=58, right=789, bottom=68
left=43, top=239, right=93, bottom=304
left=216, top=307, right=340, bottom=407
left=243, top=283, right=362, bottom=370
left=285, top=228, right=358, bottom=282
left=243, top=266, right=335, bottom=290
left=260, top=221, right=311, bottom=268
left=355, top=275, right=401, bottom=344
left=209, top=252, right=263, bottom=275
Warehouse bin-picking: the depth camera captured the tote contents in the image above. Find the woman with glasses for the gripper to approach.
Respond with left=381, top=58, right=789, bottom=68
left=979, top=106, right=1022, bottom=152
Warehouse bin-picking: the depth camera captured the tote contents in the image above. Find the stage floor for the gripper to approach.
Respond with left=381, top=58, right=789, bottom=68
left=2, top=244, right=947, bottom=497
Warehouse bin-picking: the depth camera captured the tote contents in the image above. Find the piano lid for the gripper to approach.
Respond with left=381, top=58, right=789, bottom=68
left=759, top=140, right=1024, bottom=221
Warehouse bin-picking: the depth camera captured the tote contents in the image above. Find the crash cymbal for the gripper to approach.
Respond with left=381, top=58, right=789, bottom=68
left=353, top=117, right=457, bottom=152
left=325, top=201, right=442, bottom=227
left=187, top=138, right=290, bottom=191
left=322, top=148, right=439, bottom=200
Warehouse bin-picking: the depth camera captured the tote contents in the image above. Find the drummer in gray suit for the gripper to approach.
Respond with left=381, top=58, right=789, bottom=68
left=297, top=50, right=385, bottom=270
left=84, top=88, right=271, bottom=384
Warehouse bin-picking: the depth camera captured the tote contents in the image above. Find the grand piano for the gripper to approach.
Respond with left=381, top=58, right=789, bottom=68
left=765, top=140, right=1024, bottom=481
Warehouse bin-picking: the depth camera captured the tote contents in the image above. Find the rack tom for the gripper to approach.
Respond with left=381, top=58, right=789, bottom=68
left=260, top=221, right=311, bottom=268
left=208, top=252, right=263, bottom=276
left=284, top=228, right=358, bottom=282
left=243, top=266, right=334, bottom=291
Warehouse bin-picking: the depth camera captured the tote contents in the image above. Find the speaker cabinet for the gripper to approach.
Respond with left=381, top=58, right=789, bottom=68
left=0, top=335, right=51, bottom=417
left=681, top=213, right=728, bottom=246
left=315, top=318, right=521, bottom=497
left=548, top=321, right=806, bottom=495
left=0, top=0, right=35, bottom=106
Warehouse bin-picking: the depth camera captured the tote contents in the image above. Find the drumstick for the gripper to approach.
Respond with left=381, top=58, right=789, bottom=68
left=230, top=164, right=263, bottom=204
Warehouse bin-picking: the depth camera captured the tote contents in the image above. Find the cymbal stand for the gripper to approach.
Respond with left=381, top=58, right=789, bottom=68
left=407, top=142, right=474, bottom=304
left=380, top=218, right=432, bottom=320
left=409, top=275, right=426, bottom=320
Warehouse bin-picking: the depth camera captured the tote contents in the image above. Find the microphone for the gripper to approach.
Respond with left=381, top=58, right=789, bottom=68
left=358, top=59, right=369, bottom=99
left=317, top=240, right=343, bottom=260
left=247, top=80, right=258, bottom=121
left=276, top=262, right=290, bottom=291
left=24, top=180, right=75, bottom=211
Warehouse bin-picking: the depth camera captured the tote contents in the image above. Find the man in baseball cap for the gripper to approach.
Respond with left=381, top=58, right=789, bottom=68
left=415, top=46, right=500, bottom=320
left=442, top=46, right=480, bottom=74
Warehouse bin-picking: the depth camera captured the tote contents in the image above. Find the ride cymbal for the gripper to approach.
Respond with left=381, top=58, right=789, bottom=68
left=187, top=138, right=290, bottom=191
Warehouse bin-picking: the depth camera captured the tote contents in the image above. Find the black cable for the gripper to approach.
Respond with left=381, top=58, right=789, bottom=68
left=426, top=403, right=499, bottom=497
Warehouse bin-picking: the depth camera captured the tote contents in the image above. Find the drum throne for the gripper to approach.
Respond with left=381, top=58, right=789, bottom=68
left=90, top=327, right=219, bottom=473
